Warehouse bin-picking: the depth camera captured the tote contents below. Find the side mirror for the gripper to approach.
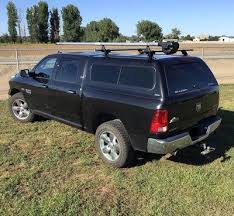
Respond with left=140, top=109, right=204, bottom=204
left=19, top=69, right=29, bottom=77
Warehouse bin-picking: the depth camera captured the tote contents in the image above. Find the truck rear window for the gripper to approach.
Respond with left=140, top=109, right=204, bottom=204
left=91, top=64, right=120, bottom=84
left=91, top=64, right=155, bottom=89
left=165, top=62, right=217, bottom=95
left=119, top=66, right=154, bottom=89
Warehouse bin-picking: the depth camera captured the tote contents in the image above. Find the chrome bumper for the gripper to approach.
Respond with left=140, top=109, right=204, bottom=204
left=147, top=117, right=222, bottom=154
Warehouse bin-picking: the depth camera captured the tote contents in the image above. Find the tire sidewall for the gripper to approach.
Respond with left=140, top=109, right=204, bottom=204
left=8, top=92, right=34, bottom=123
left=95, top=120, right=132, bottom=167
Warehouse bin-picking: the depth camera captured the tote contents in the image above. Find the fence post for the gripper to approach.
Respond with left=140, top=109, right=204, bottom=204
left=15, top=48, right=19, bottom=71
left=201, top=47, right=204, bottom=59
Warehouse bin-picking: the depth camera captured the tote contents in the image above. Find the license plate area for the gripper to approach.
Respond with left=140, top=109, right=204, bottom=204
left=189, top=125, right=207, bottom=141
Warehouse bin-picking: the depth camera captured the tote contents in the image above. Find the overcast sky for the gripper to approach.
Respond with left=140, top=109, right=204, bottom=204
left=0, top=0, right=234, bottom=36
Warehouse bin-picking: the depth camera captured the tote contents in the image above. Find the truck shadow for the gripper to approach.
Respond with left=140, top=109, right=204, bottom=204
left=134, top=109, right=234, bottom=166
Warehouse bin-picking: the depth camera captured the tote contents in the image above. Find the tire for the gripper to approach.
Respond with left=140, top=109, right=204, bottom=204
left=8, top=92, right=35, bottom=123
left=95, top=119, right=135, bottom=168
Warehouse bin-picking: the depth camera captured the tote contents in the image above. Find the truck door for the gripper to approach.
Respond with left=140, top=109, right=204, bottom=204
left=23, top=55, right=58, bottom=114
left=49, top=55, right=85, bottom=125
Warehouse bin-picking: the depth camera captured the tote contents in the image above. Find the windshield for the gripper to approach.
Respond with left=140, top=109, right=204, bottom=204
left=165, top=61, right=217, bottom=95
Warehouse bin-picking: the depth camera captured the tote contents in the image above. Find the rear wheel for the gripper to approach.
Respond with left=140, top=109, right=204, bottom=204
left=95, top=119, right=135, bottom=167
left=8, top=92, right=35, bottom=123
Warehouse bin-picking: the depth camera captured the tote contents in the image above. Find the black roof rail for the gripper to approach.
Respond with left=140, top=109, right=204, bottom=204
left=95, top=42, right=193, bottom=60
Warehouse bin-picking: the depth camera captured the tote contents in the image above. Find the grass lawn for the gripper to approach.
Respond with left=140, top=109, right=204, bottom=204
left=0, top=85, right=233, bottom=216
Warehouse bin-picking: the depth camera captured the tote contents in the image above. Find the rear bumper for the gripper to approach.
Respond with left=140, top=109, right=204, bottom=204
left=147, top=117, right=222, bottom=154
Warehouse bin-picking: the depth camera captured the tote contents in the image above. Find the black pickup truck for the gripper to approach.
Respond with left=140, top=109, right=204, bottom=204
left=8, top=43, right=221, bottom=167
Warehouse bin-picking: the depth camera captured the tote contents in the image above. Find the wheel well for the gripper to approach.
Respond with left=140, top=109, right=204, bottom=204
left=93, top=113, right=118, bottom=133
left=9, top=88, right=20, bottom=96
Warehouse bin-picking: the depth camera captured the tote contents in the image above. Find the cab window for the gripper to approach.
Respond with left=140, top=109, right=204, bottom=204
left=55, top=59, right=80, bottom=83
left=34, top=57, right=57, bottom=79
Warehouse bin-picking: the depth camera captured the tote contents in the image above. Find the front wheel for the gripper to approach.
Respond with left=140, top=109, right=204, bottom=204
left=8, top=92, right=35, bottom=123
left=95, top=120, right=135, bottom=168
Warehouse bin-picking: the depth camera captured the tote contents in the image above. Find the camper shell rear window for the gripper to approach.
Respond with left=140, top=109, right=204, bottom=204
left=165, top=61, right=217, bottom=95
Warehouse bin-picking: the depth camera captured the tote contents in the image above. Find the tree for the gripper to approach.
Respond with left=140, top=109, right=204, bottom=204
left=7, top=1, right=18, bottom=43
left=84, top=21, right=100, bottom=41
left=79, top=26, right=86, bottom=41
left=113, top=34, right=130, bottom=42
left=208, top=36, right=219, bottom=41
left=0, top=34, right=10, bottom=43
left=50, top=8, right=60, bottom=43
left=84, top=18, right=119, bottom=42
left=98, top=18, right=119, bottom=42
left=26, top=1, right=49, bottom=43
left=26, top=5, right=39, bottom=42
left=129, top=35, right=141, bottom=42
left=62, top=4, right=82, bottom=41
left=37, top=1, right=49, bottom=42
left=181, top=34, right=194, bottom=41
left=136, top=20, right=162, bottom=41
left=166, top=28, right=181, bottom=39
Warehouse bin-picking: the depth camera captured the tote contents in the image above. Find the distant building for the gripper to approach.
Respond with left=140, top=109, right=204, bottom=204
left=193, top=37, right=200, bottom=42
left=193, top=34, right=210, bottom=42
left=199, top=34, right=210, bottom=40
left=219, top=36, right=234, bottom=42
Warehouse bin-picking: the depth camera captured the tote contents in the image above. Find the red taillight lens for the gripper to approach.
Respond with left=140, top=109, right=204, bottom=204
left=150, top=109, right=168, bottom=133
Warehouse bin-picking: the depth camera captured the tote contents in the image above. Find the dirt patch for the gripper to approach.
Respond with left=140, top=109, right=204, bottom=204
left=0, top=69, right=10, bottom=100
left=205, top=59, right=234, bottom=84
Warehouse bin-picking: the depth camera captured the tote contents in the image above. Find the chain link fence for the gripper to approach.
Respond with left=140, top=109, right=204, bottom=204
left=1, top=46, right=234, bottom=72
left=0, top=48, right=83, bottom=99
left=0, top=46, right=234, bottom=99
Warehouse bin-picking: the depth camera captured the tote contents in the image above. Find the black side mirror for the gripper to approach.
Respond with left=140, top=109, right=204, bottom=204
left=19, top=69, right=29, bottom=77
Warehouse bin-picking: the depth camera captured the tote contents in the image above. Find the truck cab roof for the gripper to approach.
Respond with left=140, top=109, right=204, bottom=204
left=57, top=51, right=201, bottom=63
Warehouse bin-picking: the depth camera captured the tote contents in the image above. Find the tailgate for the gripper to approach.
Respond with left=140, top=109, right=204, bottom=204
left=163, top=58, right=219, bottom=134
left=166, top=88, right=219, bottom=133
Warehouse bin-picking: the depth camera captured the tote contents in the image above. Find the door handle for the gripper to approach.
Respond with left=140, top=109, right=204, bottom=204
left=67, top=90, right=76, bottom=94
left=41, top=84, right=48, bottom=88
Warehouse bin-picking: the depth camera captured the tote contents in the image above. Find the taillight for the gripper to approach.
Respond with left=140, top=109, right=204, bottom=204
left=150, top=109, right=168, bottom=133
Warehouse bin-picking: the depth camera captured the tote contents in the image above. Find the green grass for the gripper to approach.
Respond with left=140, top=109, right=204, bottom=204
left=0, top=85, right=234, bottom=216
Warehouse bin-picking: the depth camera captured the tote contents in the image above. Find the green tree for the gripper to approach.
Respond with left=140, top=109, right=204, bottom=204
left=84, top=21, right=100, bottom=41
left=136, top=20, right=162, bottom=41
left=7, top=1, right=18, bottom=43
left=26, top=1, right=49, bottom=43
left=129, top=35, right=141, bottom=42
left=79, top=26, right=86, bottom=41
left=113, top=34, right=129, bottom=42
left=37, top=1, right=49, bottom=42
left=208, top=36, right=219, bottom=41
left=98, top=18, right=119, bottom=42
left=181, top=34, right=194, bottom=41
left=166, top=27, right=181, bottom=39
left=0, top=34, right=10, bottom=43
left=50, top=8, right=60, bottom=43
left=62, top=4, right=82, bottom=41
left=84, top=18, right=119, bottom=42
left=26, top=5, right=39, bottom=42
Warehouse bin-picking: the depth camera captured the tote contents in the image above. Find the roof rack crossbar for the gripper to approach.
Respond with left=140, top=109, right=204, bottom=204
left=96, top=45, right=157, bottom=60
left=95, top=45, right=145, bottom=56
left=94, top=42, right=193, bottom=59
